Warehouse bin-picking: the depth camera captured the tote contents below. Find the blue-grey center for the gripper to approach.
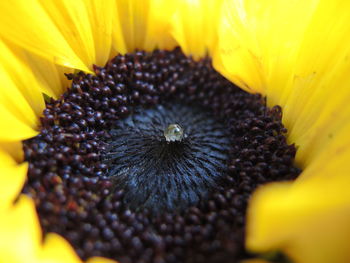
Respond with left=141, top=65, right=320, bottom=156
left=103, top=103, right=231, bottom=213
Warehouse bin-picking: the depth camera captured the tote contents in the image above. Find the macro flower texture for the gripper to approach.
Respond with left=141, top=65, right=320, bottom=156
left=1, top=0, right=350, bottom=263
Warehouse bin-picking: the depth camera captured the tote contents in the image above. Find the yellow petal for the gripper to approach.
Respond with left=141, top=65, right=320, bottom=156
left=214, top=0, right=319, bottom=94
left=84, top=0, right=114, bottom=66
left=0, top=40, right=48, bottom=140
left=39, top=233, right=82, bottom=263
left=214, top=0, right=350, bottom=167
left=0, top=0, right=90, bottom=71
left=171, top=0, right=224, bottom=60
left=281, top=0, right=350, bottom=166
left=246, top=141, right=350, bottom=263
left=0, top=195, right=42, bottom=263
left=39, top=0, right=115, bottom=69
left=0, top=141, right=25, bottom=162
left=0, top=150, right=27, bottom=210
left=110, top=1, right=127, bottom=56
left=113, top=0, right=177, bottom=54
left=0, top=40, right=44, bottom=117
left=0, top=102, right=38, bottom=141
left=22, top=50, right=72, bottom=99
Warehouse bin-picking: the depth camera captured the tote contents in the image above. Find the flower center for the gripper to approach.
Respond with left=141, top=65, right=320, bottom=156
left=103, top=103, right=230, bottom=213
left=22, top=48, right=301, bottom=263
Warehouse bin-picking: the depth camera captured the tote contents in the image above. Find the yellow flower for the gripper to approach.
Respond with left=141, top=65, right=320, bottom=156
left=0, top=0, right=349, bottom=263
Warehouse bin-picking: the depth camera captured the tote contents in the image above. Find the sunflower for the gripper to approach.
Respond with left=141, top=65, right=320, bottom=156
left=0, top=0, right=349, bottom=263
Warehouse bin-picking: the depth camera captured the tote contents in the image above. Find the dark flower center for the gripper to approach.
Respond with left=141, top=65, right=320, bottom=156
left=104, top=103, right=231, bottom=214
left=22, top=48, right=300, bottom=263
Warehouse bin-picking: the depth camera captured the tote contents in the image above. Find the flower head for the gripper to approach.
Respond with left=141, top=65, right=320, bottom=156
left=0, top=1, right=349, bottom=263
